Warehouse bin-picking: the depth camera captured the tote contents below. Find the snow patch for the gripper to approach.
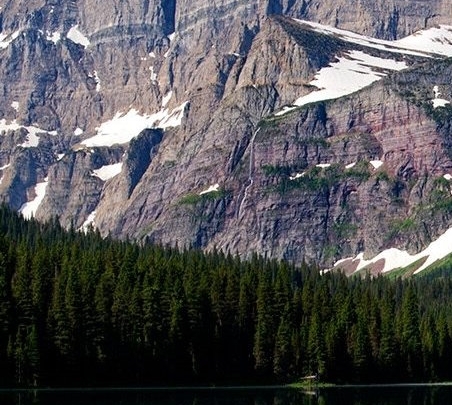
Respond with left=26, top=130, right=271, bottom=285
left=91, top=163, right=123, bottom=181
left=354, top=250, right=414, bottom=273
left=432, top=86, right=450, bottom=108
left=168, top=32, right=176, bottom=42
left=294, top=19, right=452, bottom=58
left=19, top=127, right=57, bottom=148
left=81, top=101, right=188, bottom=147
left=396, top=26, right=452, bottom=58
left=162, top=91, right=172, bottom=107
left=74, top=127, right=84, bottom=136
left=200, top=183, right=220, bottom=195
left=278, top=21, right=452, bottom=116
left=347, top=226, right=452, bottom=275
left=316, top=163, right=331, bottom=169
left=433, top=99, right=450, bottom=108
left=19, top=178, right=49, bottom=220
left=80, top=210, right=97, bottom=233
left=334, top=257, right=355, bottom=267
left=56, top=153, right=65, bottom=161
left=0, top=30, right=20, bottom=49
left=289, top=172, right=305, bottom=180
left=67, top=25, right=90, bottom=48
left=276, top=50, right=407, bottom=116
left=0, top=119, right=21, bottom=133
left=20, top=130, right=40, bottom=148
left=434, top=85, right=441, bottom=98
left=370, top=160, right=383, bottom=169
left=158, top=101, right=188, bottom=128
left=149, top=51, right=156, bottom=58
left=88, top=71, right=101, bottom=91
left=11, top=101, right=19, bottom=111
left=345, top=162, right=356, bottom=169
left=0, top=164, right=10, bottom=185
left=46, top=31, right=61, bottom=44
left=443, top=174, right=452, bottom=181
left=0, top=119, right=58, bottom=148
left=93, top=71, right=101, bottom=91
left=149, top=66, right=157, bottom=82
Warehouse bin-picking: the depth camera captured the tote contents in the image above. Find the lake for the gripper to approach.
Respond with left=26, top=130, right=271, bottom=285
left=1, top=385, right=452, bottom=405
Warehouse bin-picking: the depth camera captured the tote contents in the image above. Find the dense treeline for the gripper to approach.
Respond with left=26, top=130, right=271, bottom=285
left=1, top=206, right=452, bottom=387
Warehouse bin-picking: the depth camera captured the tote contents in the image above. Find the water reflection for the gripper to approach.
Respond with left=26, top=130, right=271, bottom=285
left=1, top=386, right=452, bottom=405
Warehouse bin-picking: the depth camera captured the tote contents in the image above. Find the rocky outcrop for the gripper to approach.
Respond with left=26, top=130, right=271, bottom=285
left=1, top=0, right=452, bottom=265
left=271, top=0, right=452, bottom=39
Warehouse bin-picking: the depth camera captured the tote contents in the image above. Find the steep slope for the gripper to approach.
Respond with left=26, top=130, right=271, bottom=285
left=281, top=0, right=452, bottom=39
left=1, top=0, right=452, bottom=267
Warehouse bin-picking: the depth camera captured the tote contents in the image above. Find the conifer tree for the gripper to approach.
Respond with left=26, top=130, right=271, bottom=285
left=253, top=268, right=275, bottom=377
left=400, top=283, right=421, bottom=378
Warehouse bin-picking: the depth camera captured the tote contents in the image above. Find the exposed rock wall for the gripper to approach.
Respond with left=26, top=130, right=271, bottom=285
left=272, top=0, right=452, bottom=39
left=1, top=0, right=452, bottom=265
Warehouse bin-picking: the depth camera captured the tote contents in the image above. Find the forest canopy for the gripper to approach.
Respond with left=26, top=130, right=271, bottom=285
left=0, top=205, right=452, bottom=387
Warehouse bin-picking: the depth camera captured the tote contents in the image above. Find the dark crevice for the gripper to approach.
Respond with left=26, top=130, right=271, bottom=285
left=143, top=0, right=150, bottom=17
left=266, top=0, right=282, bottom=15
left=388, top=7, right=400, bottom=40
left=239, top=23, right=259, bottom=55
left=125, top=129, right=164, bottom=198
left=161, top=0, right=176, bottom=35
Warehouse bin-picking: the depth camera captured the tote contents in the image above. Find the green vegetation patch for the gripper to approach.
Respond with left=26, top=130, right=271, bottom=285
left=266, top=161, right=372, bottom=195
left=343, top=160, right=372, bottom=181
left=258, top=114, right=289, bottom=130
left=385, top=257, right=428, bottom=280
left=262, top=164, right=294, bottom=177
left=287, top=381, right=336, bottom=389
left=417, top=253, right=452, bottom=279
left=428, top=176, right=452, bottom=213
left=333, top=221, right=358, bottom=239
left=387, top=217, right=417, bottom=240
left=424, top=100, right=452, bottom=123
left=296, top=137, right=330, bottom=148
left=178, top=189, right=230, bottom=205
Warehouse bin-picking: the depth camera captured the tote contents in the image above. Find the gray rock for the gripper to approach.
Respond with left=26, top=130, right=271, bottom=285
left=1, top=0, right=452, bottom=265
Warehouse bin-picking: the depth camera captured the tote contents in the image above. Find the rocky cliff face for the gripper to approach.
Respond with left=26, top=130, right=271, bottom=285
left=1, top=0, right=452, bottom=267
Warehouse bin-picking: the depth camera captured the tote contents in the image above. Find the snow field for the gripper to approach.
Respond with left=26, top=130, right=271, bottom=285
left=67, top=25, right=90, bottom=48
left=277, top=21, right=452, bottom=116
left=19, top=178, right=49, bottom=219
left=294, top=19, right=452, bottom=58
left=276, top=50, right=407, bottom=116
left=81, top=101, right=188, bottom=148
left=92, top=163, right=123, bottom=181
left=339, top=226, right=452, bottom=275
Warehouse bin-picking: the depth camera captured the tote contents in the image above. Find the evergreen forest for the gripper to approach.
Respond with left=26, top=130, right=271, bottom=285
left=1, top=205, right=452, bottom=387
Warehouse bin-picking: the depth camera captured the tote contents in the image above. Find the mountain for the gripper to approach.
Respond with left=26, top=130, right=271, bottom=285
left=1, top=0, right=452, bottom=270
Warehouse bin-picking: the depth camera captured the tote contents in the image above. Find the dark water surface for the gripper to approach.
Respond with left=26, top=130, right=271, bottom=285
left=1, top=385, right=452, bottom=405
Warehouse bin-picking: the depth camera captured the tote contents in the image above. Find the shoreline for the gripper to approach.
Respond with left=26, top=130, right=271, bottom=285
left=2, top=382, right=452, bottom=392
